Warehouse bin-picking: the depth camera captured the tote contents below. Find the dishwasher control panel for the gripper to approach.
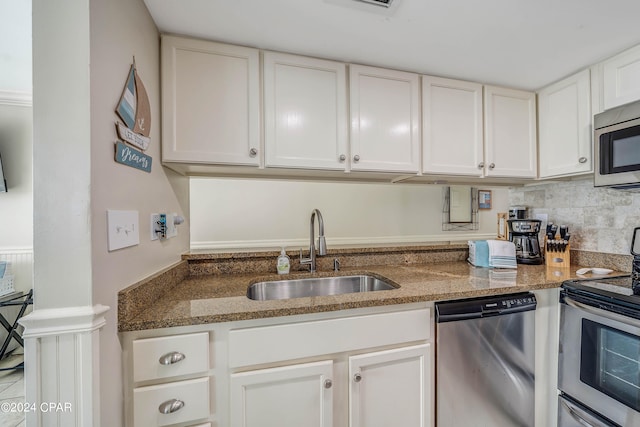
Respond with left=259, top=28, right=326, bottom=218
left=436, top=292, right=537, bottom=323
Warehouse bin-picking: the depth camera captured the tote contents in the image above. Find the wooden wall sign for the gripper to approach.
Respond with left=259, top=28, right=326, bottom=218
left=115, top=141, right=152, bottom=173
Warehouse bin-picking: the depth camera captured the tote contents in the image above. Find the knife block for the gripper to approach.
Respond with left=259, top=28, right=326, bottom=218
left=545, top=237, right=570, bottom=268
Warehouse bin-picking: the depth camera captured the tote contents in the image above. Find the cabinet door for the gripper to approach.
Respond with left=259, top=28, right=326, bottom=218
left=349, top=344, right=432, bottom=427
left=350, top=65, right=420, bottom=173
left=422, top=76, right=484, bottom=176
left=602, top=44, right=640, bottom=110
left=538, top=69, right=592, bottom=178
left=264, top=52, right=347, bottom=170
left=484, top=86, right=537, bottom=178
left=230, top=360, right=333, bottom=427
left=161, top=35, right=260, bottom=165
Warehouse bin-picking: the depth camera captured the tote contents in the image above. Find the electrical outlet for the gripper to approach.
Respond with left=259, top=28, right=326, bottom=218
left=151, top=212, right=180, bottom=240
left=150, top=213, right=162, bottom=241
left=107, top=210, right=139, bottom=251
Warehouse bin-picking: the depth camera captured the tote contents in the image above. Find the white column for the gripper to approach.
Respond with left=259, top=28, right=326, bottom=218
left=19, top=305, right=109, bottom=427
left=30, top=0, right=98, bottom=425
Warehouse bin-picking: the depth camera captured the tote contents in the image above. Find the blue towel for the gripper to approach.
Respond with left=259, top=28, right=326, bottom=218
left=468, top=240, right=490, bottom=267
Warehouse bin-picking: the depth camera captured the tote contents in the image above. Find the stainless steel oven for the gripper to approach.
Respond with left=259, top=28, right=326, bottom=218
left=559, top=277, right=640, bottom=427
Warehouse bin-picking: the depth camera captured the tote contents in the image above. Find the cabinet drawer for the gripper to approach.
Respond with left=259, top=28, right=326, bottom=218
left=229, top=308, right=430, bottom=368
left=133, top=377, right=210, bottom=427
left=133, top=332, right=209, bottom=382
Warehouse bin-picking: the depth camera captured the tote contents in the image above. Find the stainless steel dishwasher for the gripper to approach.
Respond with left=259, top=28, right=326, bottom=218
left=436, top=292, right=536, bottom=427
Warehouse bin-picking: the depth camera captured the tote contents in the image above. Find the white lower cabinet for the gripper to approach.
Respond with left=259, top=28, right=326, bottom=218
left=230, top=360, right=334, bottom=427
left=122, top=303, right=433, bottom=427
left=349, top=344, right=431, bottom=427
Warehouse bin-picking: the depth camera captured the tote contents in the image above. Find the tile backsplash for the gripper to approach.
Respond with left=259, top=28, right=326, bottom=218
left=509, top=177, right=640, bottom=255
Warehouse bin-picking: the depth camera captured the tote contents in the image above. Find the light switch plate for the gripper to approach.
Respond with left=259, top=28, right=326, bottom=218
left=107, top=210, right=140, bottom=251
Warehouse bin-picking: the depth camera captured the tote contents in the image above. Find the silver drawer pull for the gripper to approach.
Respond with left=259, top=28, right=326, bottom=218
left=158, top=352, right=186, bottom=365
left=158, top=398, right=185, bottom=414
left=354, top=373, right=362, bottom=382
left=578, top=156, right=588, bottom=163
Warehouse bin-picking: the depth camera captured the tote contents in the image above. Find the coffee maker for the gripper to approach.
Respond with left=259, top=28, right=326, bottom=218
left=508, top=219, right=544, bottom=265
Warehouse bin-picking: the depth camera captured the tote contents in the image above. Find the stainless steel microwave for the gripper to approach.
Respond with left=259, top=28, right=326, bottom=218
left=594, top=99, right=640, bottom=189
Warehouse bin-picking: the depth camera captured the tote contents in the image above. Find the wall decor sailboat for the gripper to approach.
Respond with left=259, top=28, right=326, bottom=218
left=115, top=59, right=151, bottom=151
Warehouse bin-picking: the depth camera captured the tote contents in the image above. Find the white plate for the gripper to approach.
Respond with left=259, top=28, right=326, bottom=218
left=591, top=268, right=613, bottom=275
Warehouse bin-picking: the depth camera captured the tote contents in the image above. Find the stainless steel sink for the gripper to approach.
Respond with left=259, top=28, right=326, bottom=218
left=247, top=274, right=397, bottom=301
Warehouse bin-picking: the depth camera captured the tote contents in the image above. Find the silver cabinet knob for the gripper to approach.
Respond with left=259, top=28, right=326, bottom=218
left=324, top=379, right=333, bottom=389
left=354, top=373, right=362, bottom=382
left=158, top=352, right=186, bottom=365
left=339, top=154, right=346, bottom=162
left=477, top=162, right=485, bottom=169
left=353, top=155, right=360, bottom=163
left=578, top=156, right=588, bottom=164
left=158, top=399, right=185, bottom=414
left=249, top=148, right=258, bottom=157
left=489, top=163, right=495, bottom=169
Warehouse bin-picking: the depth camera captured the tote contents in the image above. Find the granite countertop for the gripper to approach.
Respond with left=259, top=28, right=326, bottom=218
left=118, top=259, right=628, bottom=332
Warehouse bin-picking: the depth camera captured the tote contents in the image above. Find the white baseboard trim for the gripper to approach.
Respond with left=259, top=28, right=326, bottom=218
left=191, top=234, right=494, bottom=251
left=0, top=90, right=32, bottom=106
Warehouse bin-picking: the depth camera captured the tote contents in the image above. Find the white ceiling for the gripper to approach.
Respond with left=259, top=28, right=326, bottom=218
left=144, top=0, right=640, bottom=91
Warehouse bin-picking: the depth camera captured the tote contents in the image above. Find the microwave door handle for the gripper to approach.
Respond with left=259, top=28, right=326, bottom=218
left=564, top=296, right=640, bottom=329
left=560, top=397, right=610, bottom=427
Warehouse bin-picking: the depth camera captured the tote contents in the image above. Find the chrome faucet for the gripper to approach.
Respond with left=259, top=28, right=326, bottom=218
left=300, top=209, right=327, bottom=272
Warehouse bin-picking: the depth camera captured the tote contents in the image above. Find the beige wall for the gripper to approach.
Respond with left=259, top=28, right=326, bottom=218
left=33, top=0, right=188, bottom=425
left=89, top=0, right=190, bottom=425
left=190, top=177, right=509, bottom=249
left=0, top=103, right=32, bottom=249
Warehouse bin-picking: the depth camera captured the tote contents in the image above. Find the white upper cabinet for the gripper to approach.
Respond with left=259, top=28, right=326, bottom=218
left=483, top=86, right=537, bottom=178
left=349, top=65, right=421, bottom=173
left=422, top=76, right=484, bottom=176
left=161, top=35, right=260, bottom=166
left=602, top=44, right=640, bottom=110
left=264, top=52, right=348, bottom=170
left=538, top=69, right=592, bottom=178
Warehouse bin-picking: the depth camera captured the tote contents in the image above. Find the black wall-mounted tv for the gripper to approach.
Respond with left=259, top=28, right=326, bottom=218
left=0, top=153, right=6, bottom=192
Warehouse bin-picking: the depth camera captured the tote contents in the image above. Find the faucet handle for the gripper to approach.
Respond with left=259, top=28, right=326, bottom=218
left=333, top=258, right=340, bottom=272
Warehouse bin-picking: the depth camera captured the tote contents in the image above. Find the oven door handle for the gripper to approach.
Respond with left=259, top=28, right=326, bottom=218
left=564, top=295, right=640, bottom=329
left=560, top=397, right=612, bottom=427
